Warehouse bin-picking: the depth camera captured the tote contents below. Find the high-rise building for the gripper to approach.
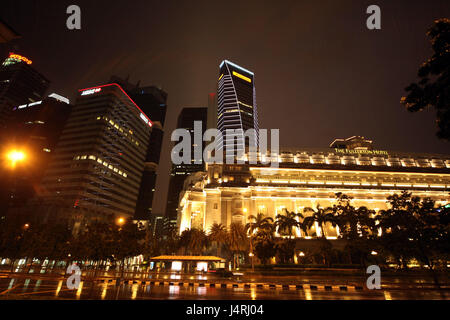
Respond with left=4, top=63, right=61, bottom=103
left=217, top=60, right=258, bottom=156
left=109, top=76, right=168, bottom=220
left=207, top=92, right=217, bottom=130
left=0, top=53, right=50, bottom=127
left=165, top=107, right=208, bottom=222
left=37, top=83, right=153, bottom=226
left=0, top=94, right=71, bottom=215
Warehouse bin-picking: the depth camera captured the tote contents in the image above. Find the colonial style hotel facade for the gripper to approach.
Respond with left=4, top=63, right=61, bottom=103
left=177, top=137, right=450, bottom=238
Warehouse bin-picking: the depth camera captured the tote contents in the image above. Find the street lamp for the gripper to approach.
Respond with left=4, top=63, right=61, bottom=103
left=6, top=150, right=26, bottom=168
left=117, top=217, right=125, bottom=227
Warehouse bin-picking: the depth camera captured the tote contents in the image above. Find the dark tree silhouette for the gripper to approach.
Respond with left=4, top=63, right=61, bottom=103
left=401, top=18, right=450, bottom=140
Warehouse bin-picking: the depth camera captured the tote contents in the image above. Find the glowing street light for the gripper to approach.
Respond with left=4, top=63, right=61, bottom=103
left=7, top=150, right=26, bottom=167
left=117, top=217, right=125, bottom=226
left=249, top=251, right=254, bottom=272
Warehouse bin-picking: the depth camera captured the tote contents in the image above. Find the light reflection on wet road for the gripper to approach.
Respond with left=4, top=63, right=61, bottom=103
left=0, top=277, right=447, bottom=300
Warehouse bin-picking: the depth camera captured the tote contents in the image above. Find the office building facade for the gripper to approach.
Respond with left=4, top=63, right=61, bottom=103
left=109, top=77, right=168, bottom=220
left=217, top=60, right=259, bottom=156
left=38, top=83, right=153, bottom=224
left=0, top=53, right=49, bottom=127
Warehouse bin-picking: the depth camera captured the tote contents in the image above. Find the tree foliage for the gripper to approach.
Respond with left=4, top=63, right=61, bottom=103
left=401, top=18, right=450, bottom=140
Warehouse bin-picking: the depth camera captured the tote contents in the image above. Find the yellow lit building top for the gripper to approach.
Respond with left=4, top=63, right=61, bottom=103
left=232, top=71, right=252, bottom=83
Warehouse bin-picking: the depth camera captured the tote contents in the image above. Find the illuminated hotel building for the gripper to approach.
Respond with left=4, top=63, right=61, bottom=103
left=178, top=140, right=450, bottom=237
left=38, top=83, right=153, bottom=223
left=217, top=60, right=259, bottom=156
left=0, top=53, right=49, bottom=127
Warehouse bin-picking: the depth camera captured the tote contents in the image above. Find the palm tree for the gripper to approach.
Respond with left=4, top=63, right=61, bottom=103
left=208, top=223, right=227, bottom=257
left=332, top=193, right=376, bottom=266
left=161, top=224, right=180, bottom=255
left=245, top=213, right=274, bottom=235
left=179, top=228, right=208, bottom=255
left=245, top=214, right=274, bottom=270
left=303, top=205, right=336, bottom=238
left=274, top=209, right=303, bottom=239
left=272, top=210, right=303, bottom=264
left=253, top=228, right=277, bottom=265
left=112, top=221, right=144, bottom=278
left=226, top=223, right=248, bottom=269
left=189, top=229, right=208, bottom=255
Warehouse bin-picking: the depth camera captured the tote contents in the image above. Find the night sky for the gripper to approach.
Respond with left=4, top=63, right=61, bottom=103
left=1, top=0, right=449, bottom=215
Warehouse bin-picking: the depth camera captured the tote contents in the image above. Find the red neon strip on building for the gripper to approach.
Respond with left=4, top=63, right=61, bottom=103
left=78, top=83, right=153, bottom=127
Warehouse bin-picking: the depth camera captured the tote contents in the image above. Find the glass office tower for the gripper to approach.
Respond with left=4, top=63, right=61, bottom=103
left=217, top=60, right=259, bottom=157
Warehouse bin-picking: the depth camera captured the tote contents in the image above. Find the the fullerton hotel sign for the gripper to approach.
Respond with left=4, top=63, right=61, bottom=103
left=334, top=148, right=389, bottom=156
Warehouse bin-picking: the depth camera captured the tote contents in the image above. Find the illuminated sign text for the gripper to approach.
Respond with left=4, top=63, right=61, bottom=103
left=81, top=88, right=102, bottom=96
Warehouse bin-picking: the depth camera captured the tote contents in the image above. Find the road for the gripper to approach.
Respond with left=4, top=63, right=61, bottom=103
left=0, top=270, right=448, bottom=300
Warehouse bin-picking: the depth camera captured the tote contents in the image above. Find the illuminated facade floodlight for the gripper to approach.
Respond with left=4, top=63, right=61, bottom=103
left=48, top=93, right=70, bottom=104
left=17, top=100, right=42, bottom=110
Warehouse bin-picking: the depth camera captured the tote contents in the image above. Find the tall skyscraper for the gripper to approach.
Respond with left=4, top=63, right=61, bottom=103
left=38, top=83, right=153, bottom=226
left=207, top=92, right=217, bottom=130
left=165, top=107, right=208, bottom=223
left=0, top=94, right=71, bottom=215
left=108, top=76, right=168, bottom=220
left=0, top=53, right=50, bottom=127
left=217, top=60, right=258, bottom=156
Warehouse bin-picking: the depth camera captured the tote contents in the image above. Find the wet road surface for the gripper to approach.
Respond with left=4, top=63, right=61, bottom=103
left=0, top=276, right=447, bottom=300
